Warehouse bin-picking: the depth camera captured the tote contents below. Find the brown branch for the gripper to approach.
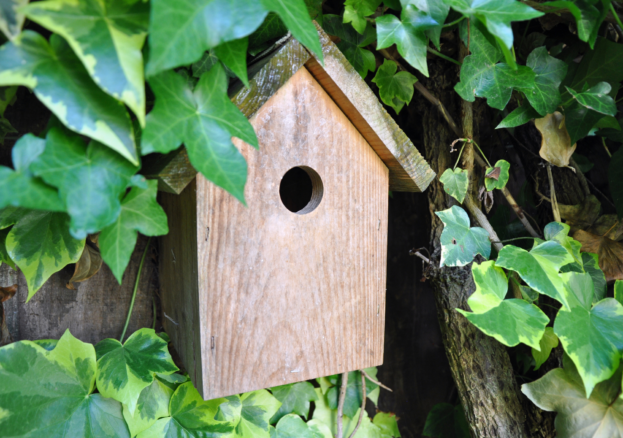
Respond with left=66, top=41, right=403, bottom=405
left=569, top=157, right=591, bottom=198
left=465, top=193, right=504, bottom=253
left=348, top=373, right=367, bottom=438
left=361, top=369, right=393, bottom=392
left=336, top=372, right=349, bottom=438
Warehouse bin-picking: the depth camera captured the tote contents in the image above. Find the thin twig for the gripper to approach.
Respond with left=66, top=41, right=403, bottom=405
left=427, top=46, right=462, bottom=65
left=411, top=251, right=431, bottom=264
left=348, top=373, right=367, bottom=438
left=602, top=137, right=612, bottom=157
left=546, top=165, right=562, bottom=222
left=336, top=372, right=349, bottom=438
left=586, top=177, right=617, bottom=209
left=464, top=196, right=503, bottom=252
left=568, top=157, right=591, bottom=198
left=361, top=369, right=393, bottom=392
left=120, top=237, right=151, bottom=342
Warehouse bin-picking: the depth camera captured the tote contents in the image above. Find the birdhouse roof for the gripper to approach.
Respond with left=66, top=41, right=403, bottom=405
left=145, top=22, right=435, bottom=194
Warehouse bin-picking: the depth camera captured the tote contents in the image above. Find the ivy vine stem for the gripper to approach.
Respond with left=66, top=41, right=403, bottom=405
left=453, top=141, right=468, bottom=170
left=427, top=47, right=462, bottom=65
left=611, top=3, right=623, bottom=32
left=336, top=372, right=349, bottom=438
left=471, top=140, right=492, bottom=168
left=120, top=237, right=152, bottom=342
left=443, top=15, right=466, bottom=28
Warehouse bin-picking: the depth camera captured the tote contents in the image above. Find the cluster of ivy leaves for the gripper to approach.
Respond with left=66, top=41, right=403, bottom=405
left=0, top=328, right=400, bottom=438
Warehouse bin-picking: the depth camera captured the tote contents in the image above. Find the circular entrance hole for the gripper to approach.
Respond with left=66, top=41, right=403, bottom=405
left=279, top=166, right=323, bottom=214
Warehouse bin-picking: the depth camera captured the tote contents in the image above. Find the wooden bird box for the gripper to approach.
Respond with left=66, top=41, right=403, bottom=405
left=149, top=24, right=435, bottom=400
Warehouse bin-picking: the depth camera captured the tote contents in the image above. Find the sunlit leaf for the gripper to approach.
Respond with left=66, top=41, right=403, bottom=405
left=532, top=327, right=558, bottom=370
left=372, top=59, right=417, bottom=114
left=484, top=160, right=510, bottom=191
left=123, top=378, right=174, bottom=437
left=0, top=0, right=27, bottom=40
left=234, top=390, right=282, bottom=438
left=436, top=206, right=491, bottom=267
left=373, top=412, right=401, bottom=438
left=439, top=168, right=469, bottom=203
left=574, top=229, right=623, bottom=281
left=213, top=38, right=250, bottom=87
left=270, top=382, right=318, bottom=423
left=326, top=369, right=378, bottom=419
left=518, top=46, right=567, bottom=116
left=343, top=0, right=381, bottom=34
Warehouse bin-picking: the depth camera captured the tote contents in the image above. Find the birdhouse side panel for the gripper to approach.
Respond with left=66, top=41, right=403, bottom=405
left=196, top=67, right=389, bottom=399
left=159, top=180, right=205, bottom=391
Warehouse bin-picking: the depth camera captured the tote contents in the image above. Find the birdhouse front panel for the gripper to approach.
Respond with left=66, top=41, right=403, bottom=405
left=160, top=66, right=389, bottom=400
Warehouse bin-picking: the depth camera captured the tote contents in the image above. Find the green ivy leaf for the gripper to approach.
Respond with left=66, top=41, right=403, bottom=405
left=554, top=273, right=623, bottom=397
left=248, top=13, right=289, bottom=55
left=518, top=46, right=567, bottom=116
left=147, top=0, right=323, bottom=76
left=583, top=252, right=607, bottom=303
left=31, top=127, right=137, bottom=239
left=0, top=329, right=131, bottom=437
left=23, top=0, right=150, bottom=126
left=326, top=370, right=378, bottom=419
left=532, top=327, right=559, bottom=371
left=234, top=390, right=282, bottom=438
left=322, top=15, right=377, bottom=78
left=436, top=205, right=491, bottom=267
left=376, top=4, right=439, bottom=76
left=0, top=0, right=27, bottom=40
left=566, top=82, right=617, bottom=116
left=564, top=37, right=623, bottom=97
left=496, top=101, right=540, bottom=129
left=95, top=328, right=179, bottom=416
left=543, top=0, right=608, bottom=49
left=0, top=228, right=14, bottom=268
left=99, top=180, right=168, bottom=284
left=544, top=222, right=582, bottom=266
left=270, top=414, right=319, bottom=438
left=496, top=241, right=574, bottom=308
left=484, top=160, right=510, bottom=191
left=0, top=31, right=138, bottom=164
left=270, top=382, right=319, bottom=423
left=615, top=280, right=623, bottom=305
left=609, top=146, right=623, bottom=218
left=192, top=51, right=220, bottom=78
left=6, top=210, right=84, bottom=299
left=213, top=37, right=250, bottom=87
left=137, top=382, right=237, bottom=438
left=448, top=0, right=542, bottom=50
left=372, top=59, right=417, bottom=114
left=522, top=355, right=623, bottom=437
left=343, top=0, right=382, bottom=34
left=401, top=0, right=450, bottom=49
left=142, top=65, right=258, bottom=204
left=422, top=403, right=471, bottom=438
left=458, top=261, right=549, bottom=349
left=565, top=101, right=604, bottom=146
left=123, top=378, right=174, bottom=437
left=0, top=133, right=64, bottom=212
left=373, top=412, right=401, bottom=438
left=439, top=168, right=469, bottom=203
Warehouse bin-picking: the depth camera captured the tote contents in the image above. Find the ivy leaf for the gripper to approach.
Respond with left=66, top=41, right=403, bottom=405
left=343, top=0, right=382, bottom=34
left=0, top=0, right=27, bottom=40
left=142, top=65, right=258, bottom=204
left=6, top=210, right=84, bottom=299
left=372, top=59, right=417, bottom=114
left=532, top=327, right=559, bottom=371
left=213, top=38, right=250, bottom=87
left=544, top=222, right=582, bottom=266
left=582, top=252, right=607, bottom=303
left=496, top=241, right=574, bottom=308
left=564, top=37, right=623, bottom=95
left=192, top=51, right=220, bottom=78
left=401, top=0, right=450, bottom=49
left=0, top=228, right=14, bottom=269
left=23, top=0, right=150, bottom=126
left=0, top=31, right=138, bottom=164
left=496, top=101, right=540, bottom=129
left=484, top=160, right=510, bottom=191
left=248, top=13, right=288, bottom=55
left=566, top=82, right=617, bottom=116
left=270, top=382, right=319, bottom=423
left=99, top=180, right=168, bottom=284
left=322, top=15, right=377, bottom=78
left=147, top=0, right=323, bottom=76
left=439, top=168, right=469, bottom=203
left=0, top=133, right=64, bottom=212
left=436, top=206, right=491, bottom=267
left=234, top=390, right=282, bottom=438
left=123, top=378, right=174, bottom=437
left=518, top=46, right=567, bottom=116
left=270, top=414, right=318, bottom=438
left=137, top=382, right=237, bottom=438
left=422, top=403, right=471, bottom=438
left=448, top=0, right=542, bottom=50
left=522, top=355, right=623, bottom=438
left=31, top=127, right=137, bottom=239
left=95, top=328, right=179, bottom=416
left=458, top=261, right=549, bottom=349
left=376, top=5, right=439, bottom=77
left=326, top=370, right=379, bottom=419
left=543, top=0, right=608, bottom=48
left=564, top=101, right=603, bottom=146
left=373, top=412, right=401, bottom=438
left=554, top=274, right=623, bottom=397
left=0, top=329, right=131, bottom=437
left=616, top=280, right=623, bottom=305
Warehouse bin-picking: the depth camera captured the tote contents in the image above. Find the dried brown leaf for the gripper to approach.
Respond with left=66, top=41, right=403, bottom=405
left=589, top=214, right=623, bottom=241
left=574, top=230, right=623, bottom=281
left=0, top=284, right=16, bottom=303
left=485, top=166, right=501, bottom=180
left=67, top=243, right=102, bottom=288
left=535, top=112, right=576, bottom=167
left=559, top=194, right=601, bottom=232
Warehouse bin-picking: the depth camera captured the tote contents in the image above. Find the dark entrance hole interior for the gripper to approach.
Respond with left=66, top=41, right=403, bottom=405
left=279, top=166, right=323, bottom=214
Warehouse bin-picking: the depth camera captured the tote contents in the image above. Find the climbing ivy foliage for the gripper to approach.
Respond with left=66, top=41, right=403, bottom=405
left=0, top=329, right=399, bottom=438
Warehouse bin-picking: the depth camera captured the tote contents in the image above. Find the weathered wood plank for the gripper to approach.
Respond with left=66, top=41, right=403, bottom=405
left=304, top=23, right=436, bottom=192
left=142, top=148, right=196, bottom=195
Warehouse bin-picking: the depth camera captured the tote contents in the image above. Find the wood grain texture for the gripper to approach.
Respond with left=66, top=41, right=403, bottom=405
left=6, top=236, right=155, bottom=344
left=304, top=22, right=435, bottom=193
left=162, top=67, right=389, bottom=399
